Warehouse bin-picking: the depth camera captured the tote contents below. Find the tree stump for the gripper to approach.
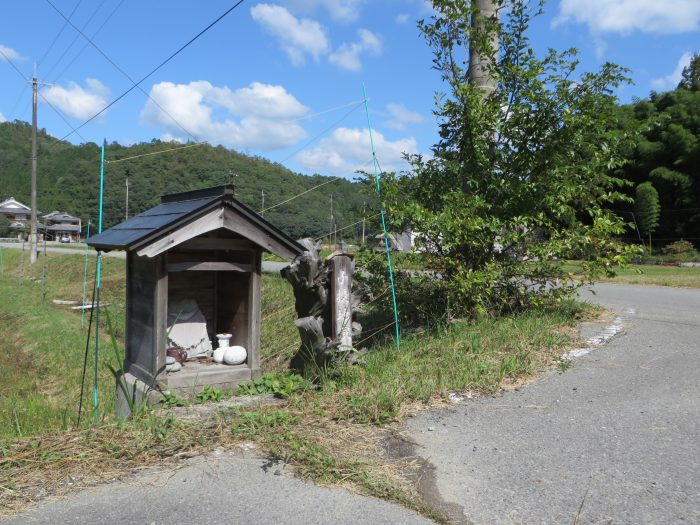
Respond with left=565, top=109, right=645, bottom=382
left=281, top=239, right=361, bottom=374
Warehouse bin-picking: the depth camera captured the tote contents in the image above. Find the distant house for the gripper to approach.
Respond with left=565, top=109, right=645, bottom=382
left=43, top=211, right=81, bottom=242
left=0, top=197, right=31, bottom=226
left=0, top=197, right=32, bottom=238
left=374, top=231, right=421, bottom=253
left=0, top=199, right=81, bottom=242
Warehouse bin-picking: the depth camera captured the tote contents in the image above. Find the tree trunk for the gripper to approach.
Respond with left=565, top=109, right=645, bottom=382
left=469, top=0, right=499, bottom=97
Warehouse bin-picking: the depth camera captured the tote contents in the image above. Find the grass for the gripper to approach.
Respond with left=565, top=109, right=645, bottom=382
left=0, top=248, right=593, bottom=521
left=564, top=260, right=700, bottom=288
left=0, top=250, right=125, bottom=440
left=602, top=264, right=700, bottom=288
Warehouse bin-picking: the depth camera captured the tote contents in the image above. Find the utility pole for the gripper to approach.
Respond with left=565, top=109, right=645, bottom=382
left=361, top=202, right=366, bottom=245
left=329, top=194, right=333, bottom=250
left=261, top=189, right=265, bottom=216
left=29, top=71, right=38, bottom=265
left=125, top=169, right=130, bottom=220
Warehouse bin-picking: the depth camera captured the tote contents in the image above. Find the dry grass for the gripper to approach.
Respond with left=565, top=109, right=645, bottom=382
left=0, top=249, right=594, bottom=522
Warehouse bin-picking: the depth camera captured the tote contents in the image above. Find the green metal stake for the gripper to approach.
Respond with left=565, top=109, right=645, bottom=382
left=93, top=142, right=105, bottom=423
left=362, top=84, right=400, bottom=347
left=81, top=220, right=91, bottom=329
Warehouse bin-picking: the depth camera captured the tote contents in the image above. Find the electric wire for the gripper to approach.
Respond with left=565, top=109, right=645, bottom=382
left=50, top=0, right=127, bottom=84
left=48, top=0, right=247, bottom=142
left=44, top=0, right=201, bottom=144
left=106, top=97, right=367, bottom=164
left=77, top=256, right=98, bottom=426
left=313, top=213, right=380, bottom=242
left=261, top=177, right=342, bottom=213
left=37, top=0, right=84, bottom=67
left=106, top=142, right=205, bottom=163
left=284, top=98, right=366, bottom=123
left=37, top=90, right=89, bottom=143
left=0, top=47, right=29, bottom=80
left=42, top=0, right=107, bottom=81
left=277, top=100, right=365, bottom=165
left=363, top=85, right=400, bottom=347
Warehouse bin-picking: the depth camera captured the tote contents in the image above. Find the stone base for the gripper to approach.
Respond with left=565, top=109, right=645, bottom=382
left=116, top=364, right=262, bottom=419
left=115, top=372, right=161, bottom=420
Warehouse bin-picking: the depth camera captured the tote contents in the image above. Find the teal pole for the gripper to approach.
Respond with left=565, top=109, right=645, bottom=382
left=362, top=84, right=400, bottom=347
left=93, top=142, right=105, bottom=422
left=81, top=220, right=90, bottom=328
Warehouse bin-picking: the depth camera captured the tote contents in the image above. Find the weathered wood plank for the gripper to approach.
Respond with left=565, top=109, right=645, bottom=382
left=136, top=209, right=224, bottom=258
left=223, top=208, right=298, bottom=260
left=178, top=238, right=255, bottom=251
left=248, top=250, right=262, bottom=374
left=165, top=364, right=251, bottom=389
left=154, top=253, right=168, bottom=376
left=167, top=261, right=252, bottom=272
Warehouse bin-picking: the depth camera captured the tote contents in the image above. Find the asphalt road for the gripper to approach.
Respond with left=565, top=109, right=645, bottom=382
left=0, top=242, right=290, bottom=273
left=4, top=453, right=431, bottom=525
left=408, top=283, right=700, bottom=524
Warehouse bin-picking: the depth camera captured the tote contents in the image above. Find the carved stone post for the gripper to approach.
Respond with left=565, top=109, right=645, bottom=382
left=330, top=253, right=354, bottom=353
left=281, top=239, right=361, bottom=374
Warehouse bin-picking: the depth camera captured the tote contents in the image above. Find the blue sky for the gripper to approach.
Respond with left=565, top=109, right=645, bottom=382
left=0, top=0, right=698, bottom=179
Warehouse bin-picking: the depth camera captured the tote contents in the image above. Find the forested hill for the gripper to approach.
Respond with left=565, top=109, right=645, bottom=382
left=614, top=59, right=700, bottom=246
left=0, top=121, right=373, bottom=240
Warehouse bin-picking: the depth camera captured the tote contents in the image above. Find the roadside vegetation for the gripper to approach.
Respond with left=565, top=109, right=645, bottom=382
left=3, top=0, right=698, bottom=521
left=0, top=250, right=591, bottom=520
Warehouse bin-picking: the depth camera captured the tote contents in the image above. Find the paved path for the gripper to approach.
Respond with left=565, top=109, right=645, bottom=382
left=4, top=453, right=431, bottom=525
left=407, top=283, right=700, bottom=524
left=0, top=242, right=289, bottom=273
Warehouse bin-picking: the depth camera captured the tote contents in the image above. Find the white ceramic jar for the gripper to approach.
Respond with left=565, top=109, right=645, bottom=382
left=223, top=345, right=247, bottom=365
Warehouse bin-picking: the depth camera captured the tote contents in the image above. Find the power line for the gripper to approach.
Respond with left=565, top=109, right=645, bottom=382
left=5, top=0, right=86, bottom=121
left=43, top=0, right=106, bottom=80
left=284, top=98, right=366, bottom=123
left=107, top=142, right=204, bottom=163
left=0, top=47, right=29, bottom=80
left=314, top=213, right=380, bottom=242
left=262, top=158, right=373, bottom=213
left=278, top=100, right=365, bottom=165
left=262, top=177, right=342, bottom=213
left=37, top=0, right=85, bottom=67
left=47, top=0, right=247, bottom=142
left=44, top=0, right=200, bottom=144
left=50, top=0, right=126, bottom=84
left=37, top=91, right=89, bottom=143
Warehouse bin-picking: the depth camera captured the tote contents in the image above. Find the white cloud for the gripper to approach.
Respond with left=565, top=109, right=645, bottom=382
left=251, top=4, right=329, bottom=65
left=0, top=44, right=25, bottom=62
left=285, top=0, right=364, bottom=22
left=554, top=0, right=700, bottom=34
left=651, top=52, right=692, bottom=91
left=395, top=13, right=410, bottom=24
left=140, top=80, right=309, bottom=150
left=41, top=79, right=110, bottom=120
left=295, top=127, right=416, bottom=175
left=0, top=112, right=6, bottom=123
left=384, top=103, right=423, bottom=131
left=329, top=29, right=382, bottom=71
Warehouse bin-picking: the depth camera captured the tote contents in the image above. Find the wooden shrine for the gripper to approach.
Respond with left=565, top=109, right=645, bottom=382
left=87, top=185, right=303, bottom=413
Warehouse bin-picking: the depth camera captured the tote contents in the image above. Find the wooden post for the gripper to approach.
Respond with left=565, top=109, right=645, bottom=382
left=248, top=250, right=262, bottom=378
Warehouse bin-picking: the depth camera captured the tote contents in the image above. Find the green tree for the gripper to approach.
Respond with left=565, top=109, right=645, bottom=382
left=367, top=0, right=638, bottom=320
left=0, top=214, right=10, bottom=237
left=614, top=79, right=700, bottom=245
left=635, top=182, right=660, bottom=254
left=679, top=53, right=700, bottom=91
